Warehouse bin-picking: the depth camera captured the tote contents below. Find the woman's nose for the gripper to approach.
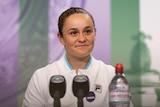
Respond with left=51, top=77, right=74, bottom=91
left=78, top=33, right=86, bottom=42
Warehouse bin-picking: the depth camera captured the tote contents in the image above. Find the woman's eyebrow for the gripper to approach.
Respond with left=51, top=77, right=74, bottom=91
left=66, top=28, right=78, bottom=32
left=84, top=26, right=92, bottom=29
left=66, top=26, right=93, bottom=32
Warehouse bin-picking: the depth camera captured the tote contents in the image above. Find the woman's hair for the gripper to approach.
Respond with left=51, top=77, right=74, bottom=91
left=58, top=7, right=95, bottom=36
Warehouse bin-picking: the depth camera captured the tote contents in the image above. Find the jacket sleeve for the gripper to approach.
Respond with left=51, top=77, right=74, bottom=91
left=21, top=70, right=45, bottom=107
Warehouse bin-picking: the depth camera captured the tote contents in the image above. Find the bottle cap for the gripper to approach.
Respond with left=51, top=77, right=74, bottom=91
left=115, top=63, right=123, bottom=73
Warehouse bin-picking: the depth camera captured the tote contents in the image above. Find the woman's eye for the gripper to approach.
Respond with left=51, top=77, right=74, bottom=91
left=84, top=29, right=92, bottom=35
left=70, top=31, right=78, bottom=35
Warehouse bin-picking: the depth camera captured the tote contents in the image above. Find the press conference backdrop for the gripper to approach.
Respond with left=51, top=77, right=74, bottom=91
left=0, top=0, right=159, bottom=107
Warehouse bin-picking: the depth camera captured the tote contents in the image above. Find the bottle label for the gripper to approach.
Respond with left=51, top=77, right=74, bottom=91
left=109, top=89, right=130, bottom=102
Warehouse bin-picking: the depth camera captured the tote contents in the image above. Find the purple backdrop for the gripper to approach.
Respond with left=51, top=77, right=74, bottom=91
left=0, top=0, right=19, bottom=107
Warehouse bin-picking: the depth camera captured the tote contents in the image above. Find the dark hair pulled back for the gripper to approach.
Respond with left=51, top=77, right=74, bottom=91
left=58, top=7, right=95, bottom=36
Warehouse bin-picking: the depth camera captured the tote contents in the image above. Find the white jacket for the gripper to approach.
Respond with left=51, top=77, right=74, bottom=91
left=22, top=55, right=132, bottom=107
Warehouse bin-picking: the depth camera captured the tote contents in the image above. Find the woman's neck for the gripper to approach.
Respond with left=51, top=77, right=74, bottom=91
left=66, top=54, right=90, bottom=73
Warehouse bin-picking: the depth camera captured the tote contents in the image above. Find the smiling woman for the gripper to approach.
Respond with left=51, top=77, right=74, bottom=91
left=21, top=7, right=117, bottom=107
left=58, top=12, right=96, bottom=71
left=0, top=0, right=112, bottom=107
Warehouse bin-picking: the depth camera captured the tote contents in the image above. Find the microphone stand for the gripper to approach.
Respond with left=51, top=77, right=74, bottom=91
left=53, top=91, right=61, bottom=107
left=77, top=89, right=84, bottom=107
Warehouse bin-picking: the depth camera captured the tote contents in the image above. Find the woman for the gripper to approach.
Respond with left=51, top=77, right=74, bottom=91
left=22, top=7, right=116, bottom=107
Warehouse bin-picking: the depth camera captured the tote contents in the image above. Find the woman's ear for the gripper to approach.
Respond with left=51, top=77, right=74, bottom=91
left=57, top=32, right=64, bottom=45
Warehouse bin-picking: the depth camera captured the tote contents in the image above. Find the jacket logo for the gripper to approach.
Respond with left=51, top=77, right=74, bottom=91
left=95, top=84, right=102, bottom=93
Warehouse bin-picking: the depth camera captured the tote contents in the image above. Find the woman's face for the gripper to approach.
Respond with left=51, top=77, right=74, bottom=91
left=58, top=13, right=96, bottom=59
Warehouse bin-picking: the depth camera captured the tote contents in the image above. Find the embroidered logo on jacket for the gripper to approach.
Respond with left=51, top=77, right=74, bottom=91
left=95, top=84, right=102, bottom=93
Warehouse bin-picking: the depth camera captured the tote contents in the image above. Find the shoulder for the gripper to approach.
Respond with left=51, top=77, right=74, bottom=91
left=91, top=56, right=114, bottom=70
left=30, top=57, right=65, bottom=81
left=91, top=56, right=115, bottom=76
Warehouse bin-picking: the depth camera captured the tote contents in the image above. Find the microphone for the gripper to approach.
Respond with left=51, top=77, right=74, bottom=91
left=49, top=75, right=66, bottom=107
left=72, top=75, right=89, bottom=107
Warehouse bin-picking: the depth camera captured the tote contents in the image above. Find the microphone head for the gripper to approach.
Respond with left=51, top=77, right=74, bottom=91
left=49, top=75, right=66, bottom=99
left=72, top=75, right=89, bottom=98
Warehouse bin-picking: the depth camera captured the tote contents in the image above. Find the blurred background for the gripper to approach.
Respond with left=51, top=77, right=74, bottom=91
left=0, top=0, right=160, bottom=107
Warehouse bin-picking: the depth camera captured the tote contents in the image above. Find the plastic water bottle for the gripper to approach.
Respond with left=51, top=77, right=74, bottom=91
left=109, top=63, right=130, bottom=107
